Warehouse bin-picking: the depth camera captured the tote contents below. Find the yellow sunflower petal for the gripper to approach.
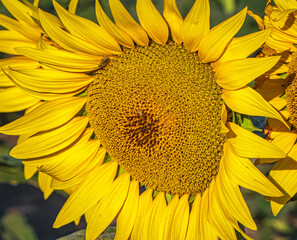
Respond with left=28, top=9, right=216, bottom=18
left=221, top=104, right=229, bottom=133
left=53, top=162, right=118, bottom=228
left=115, top=180, right=139, bottom=240
left=136, top=0, right=168, bottom=45
left=274, top=0, right=297, bottom=10
left=50, top=147, right=105, bottom=190
left=208, top=180, right=237, bottom=240
left=21, top=0, right=39, bottom=21
left=0, top=14, right=40, bottom=42
left=163, top=0, right=183, bottom=44
left=1, top=0, right=39, bottom=26
left=215, top=56, right=280, bottom=90
left=222, top=86, right=288, bottom=127
left=86, top=173, right=130, bottom=240
left=227, top=122, right=286, bottom=159
left=39, top=9, right=112, bottom=56
left=15, top=47, right=102, bottom=72
left=40, top=142, right=102, bottom=181
left=217, top=30, right=271, bottom=63
left=146, top=192, right=167, bottom=240
left=0, top=97, right=86, bottom=135
left=170, top=194, right=189, bottom=240
left=269, top=97, right=288, bottom=110
left=185, top=194, right=201, bottom=240
left=95, top=0, right=134, bottom=48
left=160, top=195, right=179, bottom=240
left=68, top=0, right=79, bottom=14
left=22, top=128, right=94, bottom=166
left=268, top=154, right=297, bottom=216
left=10, top=117, right=89, bottom=159
left=23, top=164, right=37, bottom=180
left=266, top=35, right=297, bottom=53
left=224, top=142, right=283, bottom=197
left=270, top=131, right=297, bottom=154
left=199, top=188, right=218, bottom=239
left=0, top=76, right=15, bottom=89
left=0, top=56, right=40, bottom=71
left=0, top=30, right=37, bottom=55
left=130, top=189, right=153, bottom=240
left=38, top=171, right=54, bottom=200
left=217, top=165, right=257, bottom=230
left=53, top=1, right=121, bottom=55
left=180, top=0, right=210, bottom=52
left=138, top=201, right=154, bottom=240
left=0, top=87, right=39, bottom=112
left=199, top=7, right=247, bottom=63
left=109, top=0, right=149, bottom=46
left=7, top=68, right=94, bottom=97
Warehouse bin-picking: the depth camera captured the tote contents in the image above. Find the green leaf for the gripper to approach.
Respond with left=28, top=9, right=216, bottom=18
left=1, top=212, right=38, bottom=240
left=233, top=112, right=262, bottom=132
left=0, top=164, right=26, bottom=184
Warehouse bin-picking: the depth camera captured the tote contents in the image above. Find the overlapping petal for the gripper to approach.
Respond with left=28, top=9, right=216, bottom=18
left=180, top=0, right=210, bottom=51
left=109, top=0, right=149, bottom=46
left=0, top=97, right=86, bottom=135
left=199, top=7, right=247, bottom=62
left=53, top=0, right=121, bottom=55
left=163, top=0, right=183, bottom=44
left=95, top=0, right=134, bottom=48
left=53, top=162, right=118, bottom=228
left=136, top=0, right=169, bottom=45
left=10, top=117, right=89, bottom=159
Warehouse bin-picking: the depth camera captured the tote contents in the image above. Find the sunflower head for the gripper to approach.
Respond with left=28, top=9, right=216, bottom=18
left=0, top=0, right=288, bottom=239
left=86, top=41, right=224, bottom=195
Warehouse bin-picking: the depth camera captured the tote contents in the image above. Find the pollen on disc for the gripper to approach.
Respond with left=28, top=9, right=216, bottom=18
left=86, top=41, right=226, bottom=195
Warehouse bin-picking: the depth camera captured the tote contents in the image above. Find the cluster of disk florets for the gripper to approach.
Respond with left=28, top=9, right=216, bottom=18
left=286, top=52, right=297, bottom=129
left=86, top=42, right=225, bottom=195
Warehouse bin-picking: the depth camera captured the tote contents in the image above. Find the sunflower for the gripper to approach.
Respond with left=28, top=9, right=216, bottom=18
left=0, top=0, right=288, bottom=239
left=250, top=0, right=297, bottom=217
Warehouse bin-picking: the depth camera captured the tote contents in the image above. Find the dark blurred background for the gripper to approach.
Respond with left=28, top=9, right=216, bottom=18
left=1, top=0, right=297, bottom=239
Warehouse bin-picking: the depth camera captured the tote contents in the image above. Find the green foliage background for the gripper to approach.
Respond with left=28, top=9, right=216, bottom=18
left=1, top=0, right=297, bottom=240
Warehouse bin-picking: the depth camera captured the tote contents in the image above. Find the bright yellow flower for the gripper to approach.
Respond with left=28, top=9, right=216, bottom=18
left=251, top=0, right=297, bottom=216
left=0, top=0, right=288, bottom=239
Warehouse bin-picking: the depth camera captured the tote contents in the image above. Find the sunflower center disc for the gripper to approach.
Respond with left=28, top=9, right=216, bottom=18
left=86, top=42, right=225, bottom=195
left=286, top=51, right=297, bottom=129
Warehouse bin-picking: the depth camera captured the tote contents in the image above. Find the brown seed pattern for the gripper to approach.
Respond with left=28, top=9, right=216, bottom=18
left=286, top=52, right=297, bottom=128
left=86, top=42, right=225, bottom=195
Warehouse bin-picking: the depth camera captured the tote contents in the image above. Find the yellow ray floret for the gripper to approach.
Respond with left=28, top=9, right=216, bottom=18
left=86, top=173, right=130, bottom=240
left=136, top=0, right=169, bottom=45
left=199, top=7, right=247, bottom=62
left=95, top=0, right=134, bottom=48
left=53, top=0, right=122, bottom=54
left=0, top=87, right=39, bottom=112
left=170, top=194, right=190, bottom=240
left=7, top=68, right=94, bottom=100
left=163, top=0, right=183, bottom=44
left=109, top=0, right=149, bottom=46
left=10, top=117, right=89, bottom=159
left=160, top=195, right=179, bottom=240
left=223, top=86, right=288, bottom=127
left=181, top=0, right=210, bottom=51
left=0, top=97, right=86, bottom=135
left=53, top=162, right=118, bottom=228
left=227, top=122, right=286, bottom=159
left=215, top=56, right=280, bottom=90
left=216, top=30, right=271, bottom=63
left=15, top=47, right=103, bottom=72
left=114, top=180, right=139, bottom=240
